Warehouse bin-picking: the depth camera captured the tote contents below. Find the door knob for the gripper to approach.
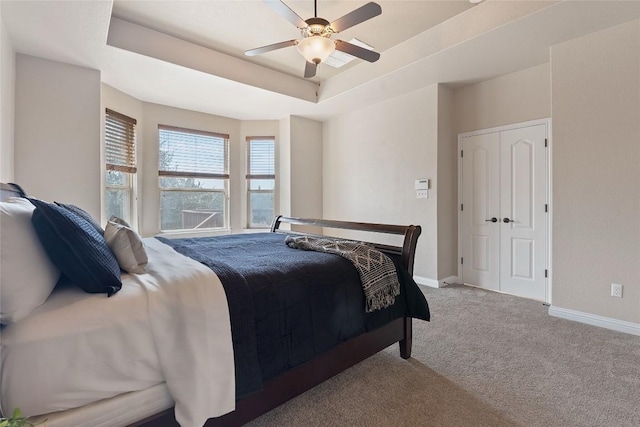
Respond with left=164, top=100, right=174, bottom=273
left=503, top=218, right=515, bottom=223
left=485, top=217, right=498, bottom=223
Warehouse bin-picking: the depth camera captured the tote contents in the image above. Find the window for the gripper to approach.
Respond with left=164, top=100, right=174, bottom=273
left=105, top=108, right=137, bottom=224
left=158, top=125, right=229, bottom=231
left=246, top=137, right=275, bottom=228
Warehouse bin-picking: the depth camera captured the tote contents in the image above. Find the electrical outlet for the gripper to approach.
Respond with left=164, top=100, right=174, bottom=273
left=611, top=283, right=623, bottom=298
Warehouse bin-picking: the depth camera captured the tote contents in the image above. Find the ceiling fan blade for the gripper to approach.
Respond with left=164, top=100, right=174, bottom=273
left=334, top=40, right=380, bottom=62
left=245, top=40, right=298, bottom=57
left=304, top=61, right=317, bottom=78
left=329, top=2, right=382, bottom=33
left=263, top=0, right=307, bottom=28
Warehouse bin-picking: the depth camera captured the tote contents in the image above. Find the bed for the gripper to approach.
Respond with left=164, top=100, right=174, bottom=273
left=0, top=183, right=429, bottom=427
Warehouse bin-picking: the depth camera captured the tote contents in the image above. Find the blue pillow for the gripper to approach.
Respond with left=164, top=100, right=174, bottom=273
left=54, top=201, right=104, bottom=235
left=28, top=198, right=122, bottom=296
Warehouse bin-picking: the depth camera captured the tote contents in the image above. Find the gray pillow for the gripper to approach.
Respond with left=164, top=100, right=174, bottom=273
left=104, top=218, right=148, bottom=274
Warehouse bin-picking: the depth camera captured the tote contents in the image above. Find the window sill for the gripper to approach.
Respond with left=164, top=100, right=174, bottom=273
left=242, top=228, right=271, bottom=234
left=157, top=228, right=232, bottom=239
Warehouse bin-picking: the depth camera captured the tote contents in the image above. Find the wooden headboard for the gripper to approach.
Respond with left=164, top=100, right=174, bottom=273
left=270, top=215, right=421, bottom=275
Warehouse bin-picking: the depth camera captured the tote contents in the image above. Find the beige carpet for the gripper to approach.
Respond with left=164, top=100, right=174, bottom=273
left=246, top=284, right=640, bottom=427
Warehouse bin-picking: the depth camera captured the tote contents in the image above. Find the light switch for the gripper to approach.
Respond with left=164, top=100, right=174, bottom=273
left=416, top=190, right=428, bottom=199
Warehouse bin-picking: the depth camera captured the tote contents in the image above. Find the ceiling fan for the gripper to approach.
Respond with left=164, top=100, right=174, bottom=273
left=245, top=0, right=382, bottom=79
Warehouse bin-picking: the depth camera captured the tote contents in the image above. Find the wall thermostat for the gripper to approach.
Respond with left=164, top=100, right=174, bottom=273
left=414, top=179, right=430, bottom=190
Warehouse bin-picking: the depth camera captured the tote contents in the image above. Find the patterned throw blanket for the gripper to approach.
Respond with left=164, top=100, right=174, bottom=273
left=284, top=235, right=400, bottom=312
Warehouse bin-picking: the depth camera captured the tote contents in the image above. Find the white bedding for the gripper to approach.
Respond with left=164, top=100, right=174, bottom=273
left=0, top=238, right=235, bottom=427
left=30, top=383, right=174, bottom=427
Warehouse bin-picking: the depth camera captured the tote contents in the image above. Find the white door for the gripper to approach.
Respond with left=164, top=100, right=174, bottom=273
left=499, top=125, right=547, bottom=300
left=461, top=132, right=500, bottom=291
left=460, top=122, right=548, bottom=301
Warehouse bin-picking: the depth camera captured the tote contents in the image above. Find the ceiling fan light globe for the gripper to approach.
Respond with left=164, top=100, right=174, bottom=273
left=297, top=36, right=335, bottom=65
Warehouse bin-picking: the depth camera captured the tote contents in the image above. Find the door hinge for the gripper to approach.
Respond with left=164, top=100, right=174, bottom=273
left=545, top=204, right=548, bottom=213
left=461, top=150, right=464, bottom=158
left=461, top=204, right=464, bottom=211
left=545, top=269, right=548, bottom=278
left=461, top=257, right=464, bottom=265
left=545, top=138, right=548, bottom=148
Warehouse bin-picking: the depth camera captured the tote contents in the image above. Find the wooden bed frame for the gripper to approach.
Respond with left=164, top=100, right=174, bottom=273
left=130, top=215, right=422, bottom=427
left=0, top=184, right=421, bottom=427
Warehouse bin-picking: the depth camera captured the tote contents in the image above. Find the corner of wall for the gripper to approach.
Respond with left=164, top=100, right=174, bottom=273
left=0, top=17, right=16, bottom=182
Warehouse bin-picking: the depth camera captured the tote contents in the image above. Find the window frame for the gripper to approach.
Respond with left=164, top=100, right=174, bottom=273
left=158, top=124, right=230, bottom=232
left=104, top=108, right=137, bottom=225
left=246, top=136, right=276, bottom=229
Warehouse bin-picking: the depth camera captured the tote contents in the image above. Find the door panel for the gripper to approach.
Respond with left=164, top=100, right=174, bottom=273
left=461, top=132, right=500, bottom=290
left=499, top=124, right=547, bottom=300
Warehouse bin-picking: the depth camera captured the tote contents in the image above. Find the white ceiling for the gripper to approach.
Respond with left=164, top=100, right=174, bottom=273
left=111, top=1, right=474, bottom=81
left=2, top=1, right=640, bottom=121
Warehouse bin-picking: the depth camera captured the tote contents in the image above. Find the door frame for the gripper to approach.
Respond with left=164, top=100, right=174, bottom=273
left=457, top=118, right=552, bottom=304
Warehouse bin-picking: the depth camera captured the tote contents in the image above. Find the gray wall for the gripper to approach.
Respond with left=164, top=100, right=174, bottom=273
left=551, top=19, right=640, bottom=323
left=323, top=85, right=441, bottom=280
left=15, top=55, right=101, bottom=219
left=1, top=15, right=15, bottom=182
left=436, top=85, right=457, bottom=280
left=453, top=63, right=551, bottom=134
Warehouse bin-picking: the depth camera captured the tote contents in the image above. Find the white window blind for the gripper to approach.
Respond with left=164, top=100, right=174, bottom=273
left=105, top=109, right=137, bottom=173
left=246, top=137, right=275, bottom=180
left=158, top=125, right=230, bottom=231
left=246, top=137, right=275, bottom=228
left=159, top=125, right=229, bottom=179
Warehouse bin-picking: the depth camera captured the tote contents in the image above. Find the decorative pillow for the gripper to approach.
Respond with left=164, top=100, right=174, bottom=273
left=28, top=198, right=122, bottom=296
left=104, top=218, right=148, bottom=274
left=55, top=201, right=104, bottom=235
left=0, top=198, right=61, bottom=324
left=109, top=215, right=131, bottom=228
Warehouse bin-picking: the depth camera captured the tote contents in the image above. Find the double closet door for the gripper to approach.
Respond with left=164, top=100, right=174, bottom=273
left=460, top=122, right=548, bottom=301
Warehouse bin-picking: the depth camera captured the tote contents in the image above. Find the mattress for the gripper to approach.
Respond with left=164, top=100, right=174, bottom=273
left=0, top=238, right=234, bottom=427
left=29, top=383, right=173, bottom=427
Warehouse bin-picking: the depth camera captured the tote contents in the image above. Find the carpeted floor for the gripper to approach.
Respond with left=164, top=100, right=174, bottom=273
left=246, top=284, right=640, bottom=427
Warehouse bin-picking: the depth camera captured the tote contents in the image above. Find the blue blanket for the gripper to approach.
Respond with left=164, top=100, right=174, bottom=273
left=157, top=232, right=429, bottom=398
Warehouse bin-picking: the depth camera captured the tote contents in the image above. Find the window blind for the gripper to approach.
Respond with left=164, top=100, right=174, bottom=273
left=105, top=109, right=137, bottom=173
left=246, top=137, right=275, bottom=180
left=158, top=125, right=229, bottom=179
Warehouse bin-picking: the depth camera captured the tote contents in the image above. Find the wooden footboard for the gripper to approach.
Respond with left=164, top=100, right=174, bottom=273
left=131, top=216, right=421, bottom=427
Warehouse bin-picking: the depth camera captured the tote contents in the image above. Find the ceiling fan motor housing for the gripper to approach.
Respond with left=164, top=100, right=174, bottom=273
left=302, top=17, right=333, bottom=38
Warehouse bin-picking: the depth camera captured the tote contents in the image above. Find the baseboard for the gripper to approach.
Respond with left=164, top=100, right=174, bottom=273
left=548, top=306, right=640, bottom=336
left=439, top=276, right=458, bottom=288
left=414, top=276, right=458, bottom=289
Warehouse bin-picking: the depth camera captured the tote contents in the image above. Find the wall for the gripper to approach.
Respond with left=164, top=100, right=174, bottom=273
left=290, top=116, right=322, bottom=220
left=278, top=116, right=291, bottom=218
left=551, top=19, right=640, bottom=324
left=323, top=85, right=439, bottom=280
left=453, top=63, right=551, bottom=134
left=0, top=14, right=15, bottom=182
left=436, top=85, right=457, bottom=280
left=14, top=55, right=101, bottom=218
left=277, top=115, right=323, bottom=227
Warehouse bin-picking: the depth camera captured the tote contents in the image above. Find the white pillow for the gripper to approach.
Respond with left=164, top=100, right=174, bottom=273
left=0, top=197, right=61, bottom=324
left=104, top=219, right=148, bottom=274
